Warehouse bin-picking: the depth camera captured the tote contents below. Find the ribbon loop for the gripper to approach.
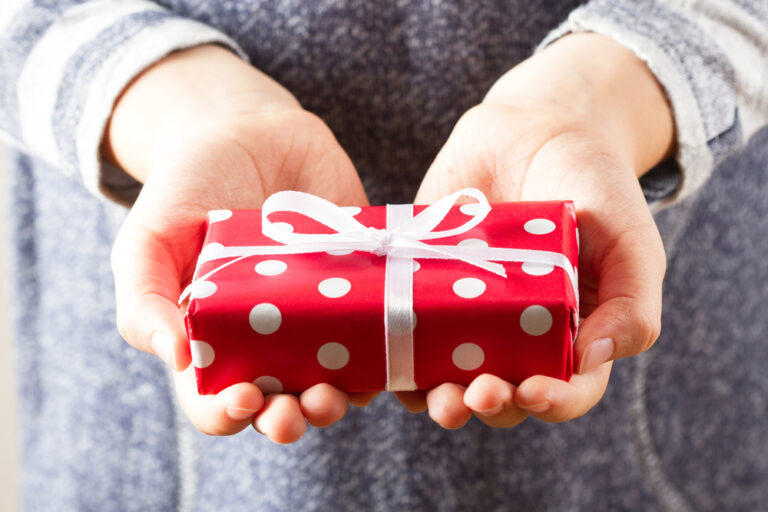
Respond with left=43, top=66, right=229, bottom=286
left=397, top=188, right=491, bottom=239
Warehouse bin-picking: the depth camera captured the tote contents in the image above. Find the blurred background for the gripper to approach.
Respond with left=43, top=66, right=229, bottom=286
left=1, top=142, right=20, bottom=510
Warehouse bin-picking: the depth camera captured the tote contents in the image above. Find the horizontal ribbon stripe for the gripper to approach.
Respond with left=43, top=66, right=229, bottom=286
left=184, top=243, right=577, bottom=305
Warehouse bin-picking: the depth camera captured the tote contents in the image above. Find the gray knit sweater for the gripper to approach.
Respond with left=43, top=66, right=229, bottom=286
left=2, top=1, right=768, bottom=510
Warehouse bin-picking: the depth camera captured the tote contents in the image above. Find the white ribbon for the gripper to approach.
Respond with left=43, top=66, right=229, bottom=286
left=180, top=188, right=578, bottom=391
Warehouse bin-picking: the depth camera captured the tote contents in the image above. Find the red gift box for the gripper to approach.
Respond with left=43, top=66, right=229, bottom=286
left=183, top=189, right=579, bottom=395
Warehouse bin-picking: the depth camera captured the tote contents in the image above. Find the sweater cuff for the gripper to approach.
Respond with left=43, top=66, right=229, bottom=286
left=18, top=1, right=248, bottom=207
left=538, top=0, right=741, bottom=209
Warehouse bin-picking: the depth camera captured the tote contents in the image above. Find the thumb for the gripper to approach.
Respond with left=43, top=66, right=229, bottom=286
left=415, top=114, right=498, bottom=205
left=574, top=225, right=666, bottom=374
left=111, top=220, right=195, bottom=371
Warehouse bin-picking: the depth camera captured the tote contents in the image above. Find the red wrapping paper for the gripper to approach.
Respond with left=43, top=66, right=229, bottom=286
left=185, top=200, right=579, bottom=395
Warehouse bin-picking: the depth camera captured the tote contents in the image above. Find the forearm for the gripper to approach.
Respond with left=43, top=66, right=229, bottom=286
left=533, top=0, right=768, bottom=206
left=484, top=33, right=675, bottom=178
left=103, top=44, right=300, bottom=183
left=0, top=1, right=247, bottom=205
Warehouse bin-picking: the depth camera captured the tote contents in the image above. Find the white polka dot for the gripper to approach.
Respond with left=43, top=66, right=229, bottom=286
left=199, top=242, right=225, bottom=261
left=189, top=280, right=217, bottom=299
left=318, top=277, right=351, bottom=298
left=341, top=206, right=362, bottom=216
left=317, top=342, right=350, bottom=370
left=190, top=340, right=215, bottom=368
left=412, top=260, right=421, bottom=271
left=271, top=222, right=294, bottom=234
left=253, top=376, right=283, bottom=394
left=452, top=277, right=486, bottom=299
left=459, top=203, right=482, bottom=215
left=207, top=209, right=233, bottom=223
left=521, top=262, right=555, bottom=276
left=452, top=343, right=485, bottom=371
left=327, top=249, right=354, bottom=256
left=249, top=303, right=282, bottom=334
left=520, top=305, right=553, bottom=336
left=457, top=238, right=489, bottom=248
left=524, top=218, right=556, bottom=235
left=254, top=259, right=287, bottom=276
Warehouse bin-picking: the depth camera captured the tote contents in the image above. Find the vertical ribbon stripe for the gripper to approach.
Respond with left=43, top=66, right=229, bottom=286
left=384, top=204, right=417, bottom=391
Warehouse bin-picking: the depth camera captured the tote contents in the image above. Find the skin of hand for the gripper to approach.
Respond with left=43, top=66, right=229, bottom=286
left=395, top=33, right=673, bottom=429
left=105, top=45, right=377, bottom=444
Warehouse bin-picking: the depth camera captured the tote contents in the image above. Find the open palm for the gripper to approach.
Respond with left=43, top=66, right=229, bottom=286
left=397, top=98, right=666, bottom=428
left=111, top=107, right=376, bottom=443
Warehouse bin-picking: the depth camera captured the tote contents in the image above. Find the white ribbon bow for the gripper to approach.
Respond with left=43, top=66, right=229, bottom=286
left=259, top=187, right=507, bottom=276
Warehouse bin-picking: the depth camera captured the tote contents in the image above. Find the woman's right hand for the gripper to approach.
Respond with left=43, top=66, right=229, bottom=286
left=106, top=45, right=376, bottom=443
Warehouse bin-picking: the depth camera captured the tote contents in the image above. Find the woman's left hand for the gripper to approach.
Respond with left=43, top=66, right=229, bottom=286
left=396, top=33, right=673, bottom=428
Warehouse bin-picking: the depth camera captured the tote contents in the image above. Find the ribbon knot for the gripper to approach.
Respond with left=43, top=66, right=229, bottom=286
left=365, top=227, right=394, bottom=256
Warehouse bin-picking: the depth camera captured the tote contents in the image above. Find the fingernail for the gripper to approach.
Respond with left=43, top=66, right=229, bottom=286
left=253, top=418, right=266, bottom=435
left=474, top=402, right=504, bottom=416
left=226, top=406, right=257, bottom=421
left=579, top=337, right=614, bottom=374
left=518, top=401, right=550, bottom=413
left=151, top=331, right=177, bottom=371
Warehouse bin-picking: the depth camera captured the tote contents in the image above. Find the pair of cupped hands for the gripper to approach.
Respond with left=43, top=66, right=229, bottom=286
left=106, top=33, right=671, bottom=444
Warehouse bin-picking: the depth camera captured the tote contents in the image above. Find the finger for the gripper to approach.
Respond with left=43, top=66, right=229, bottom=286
left=463, top=374, right=528, bottom=428
left=299, top=384, right=349, bottom=428
left=111, top=222, right=194, bottom=371
left=515, top=361, right=612, bottom=422
left=288, top=113, right=371, bottom=208
left=414, top=104, right=511, bottom=206
left=253, top=394, right=307, bottom=444
left=426, top=383, right=473, bottom=429
left=394, top=391, right=428, bottom=413
left=576, top=226, right=665, bottom=374
left=173, top=365, right=264, bottom=435
left=349, top=392, right=380, bottom=407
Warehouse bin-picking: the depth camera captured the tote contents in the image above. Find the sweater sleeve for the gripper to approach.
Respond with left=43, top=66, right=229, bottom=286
left=0, top=0, right=248, bottom=205
left=538, top=0, right=768, bottom=208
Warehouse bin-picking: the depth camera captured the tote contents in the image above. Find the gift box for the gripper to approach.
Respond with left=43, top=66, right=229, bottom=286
left=183, top=189, right=579, bottom=395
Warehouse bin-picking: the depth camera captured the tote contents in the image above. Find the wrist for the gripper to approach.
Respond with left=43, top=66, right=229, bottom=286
left=484, top=33, right=675, bottom=177
left=102, top=44, right=301, bottom=183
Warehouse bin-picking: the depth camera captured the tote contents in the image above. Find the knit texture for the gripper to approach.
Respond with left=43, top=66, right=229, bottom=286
left=4, top=1, right=768, bottom=510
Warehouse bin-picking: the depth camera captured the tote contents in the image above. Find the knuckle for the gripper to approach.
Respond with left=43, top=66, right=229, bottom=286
left=634, top=306, right=662, bottom=353
left=610, top=297, right=662, bottom=355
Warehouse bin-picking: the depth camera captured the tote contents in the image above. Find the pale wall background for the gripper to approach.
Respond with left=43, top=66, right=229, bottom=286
left=1, top=142, right=20, bottom=511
